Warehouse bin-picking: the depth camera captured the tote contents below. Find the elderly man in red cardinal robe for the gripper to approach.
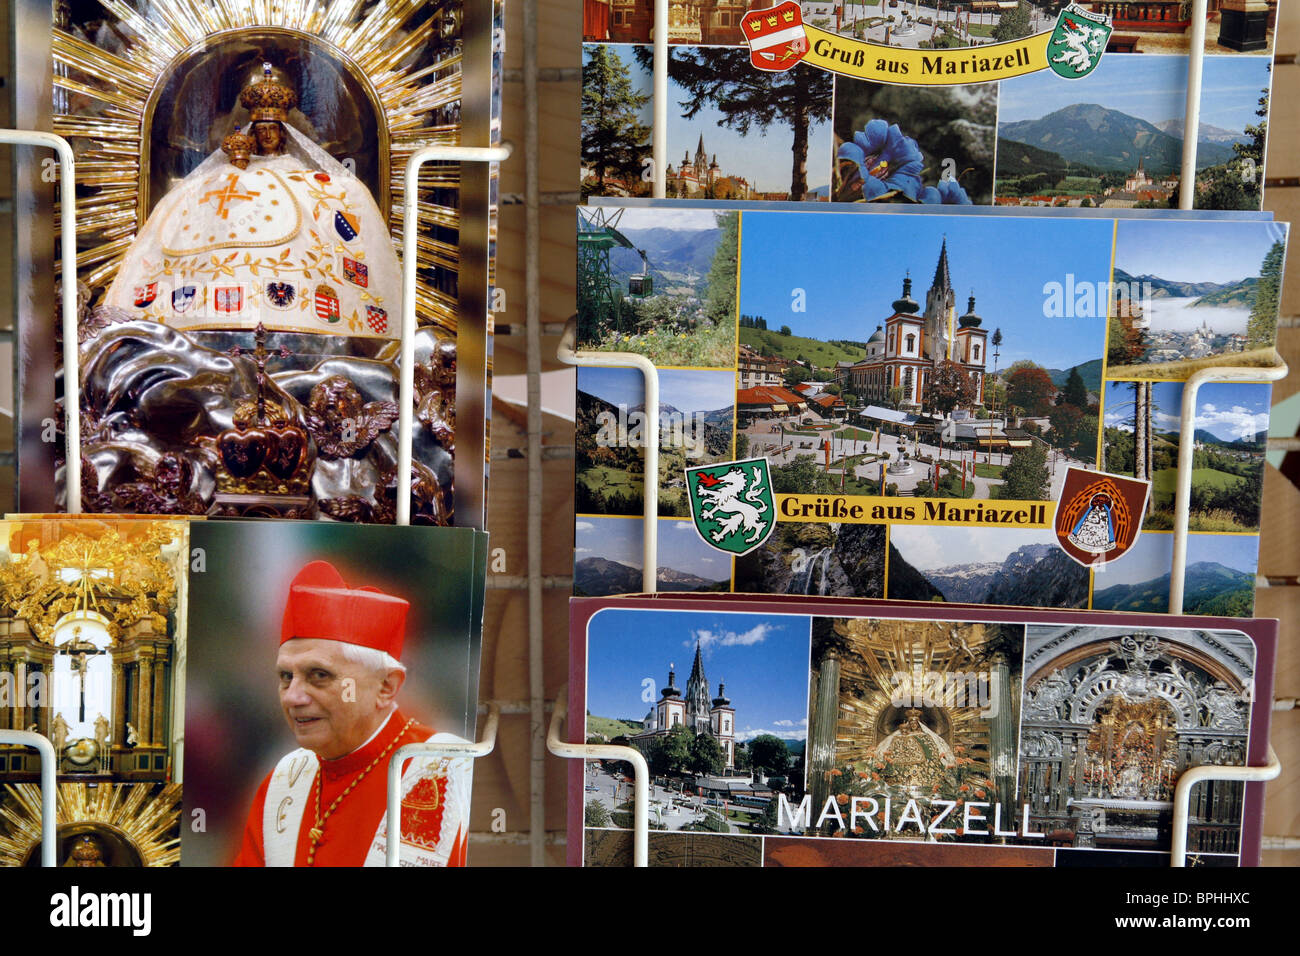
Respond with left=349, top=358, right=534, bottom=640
left=233, top=561, right=470, bottom=867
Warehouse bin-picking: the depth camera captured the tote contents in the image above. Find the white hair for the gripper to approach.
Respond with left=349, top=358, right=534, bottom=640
left=336, top=642, right=406, bottom=677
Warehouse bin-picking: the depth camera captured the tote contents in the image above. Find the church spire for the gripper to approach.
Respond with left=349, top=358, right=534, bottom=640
left=932, top=237, right=951, bottom=293
left=684, top=640, right=712, bottom=733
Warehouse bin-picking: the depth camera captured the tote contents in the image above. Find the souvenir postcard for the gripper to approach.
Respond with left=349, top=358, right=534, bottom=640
left=581, top=2, right=1275, bottom=210
left=572, top=204, right=1286, bottom=615
left=568, top=594, right=1277, bottom=866
left=12, top=0, right=501, bottom=528
left=180, top=520, right=487, bottom=867
left=0, top=516, right=189, bottom=867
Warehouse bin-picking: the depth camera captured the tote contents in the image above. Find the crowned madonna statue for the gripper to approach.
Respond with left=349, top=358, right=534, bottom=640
left=104, top=64, right=401, bottom=340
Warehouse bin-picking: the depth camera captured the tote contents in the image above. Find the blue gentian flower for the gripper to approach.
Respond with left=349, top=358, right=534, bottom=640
left=836, top=119, right=925, bottom=201
left=921, top=178, right=973, bottom=205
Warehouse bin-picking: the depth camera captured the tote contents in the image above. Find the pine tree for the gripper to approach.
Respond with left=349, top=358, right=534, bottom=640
left=1246, top=239, right=1284, bottom=349
left=1000, top=444, right=1049, bottom=500
left=703, top=212, right=739, bottom=326
left=992, top=0, right=1032, bottom=41
left=581, top=46, right=650, bottom=194
left=1059, top=366, right=1088, bottom=408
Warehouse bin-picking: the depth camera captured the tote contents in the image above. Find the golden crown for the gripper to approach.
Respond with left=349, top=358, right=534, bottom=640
left=221, top=125, right=256, bottom=169
left=239, top=62, right=297, bottom=123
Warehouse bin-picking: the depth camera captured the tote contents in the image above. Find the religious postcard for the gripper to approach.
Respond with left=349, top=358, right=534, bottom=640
left=180, top=519, right=487, bottom=867
left=0, top=516, right=189, bottom=867
left=568, top=595, right=1278, bottom=866
left=580, top=3, right=1276, bottom=209
left=13, top=0, right=501, bottom=528
left=572, top=205, right=1286, bottom=614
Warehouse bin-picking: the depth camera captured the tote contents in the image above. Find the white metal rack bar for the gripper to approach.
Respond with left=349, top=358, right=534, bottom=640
left=384, top=703, right=500, bottom=867
left=547, top=686, right=649, bottom=867
left=1178, top=0, right=1209, bottom=209
left=558, top=317, right=659, bottom=593
left=0, top=130, right=79, bottom=511
left=399, top=143, right=512, bottom=525
left=1172, top=745, right=1280, bottom=867
left=652, top=0, right=668, bottom=198
left=1169, top=356, right=1289, bottom=614
left=0, top=731, right=58, bottom=867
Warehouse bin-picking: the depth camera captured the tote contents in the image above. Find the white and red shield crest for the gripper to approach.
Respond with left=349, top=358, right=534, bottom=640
left=365, top=305, right=388, bottom=334
left=741, top=2, right=808, bottom=73
left=214, top=287, right=243, bottom=313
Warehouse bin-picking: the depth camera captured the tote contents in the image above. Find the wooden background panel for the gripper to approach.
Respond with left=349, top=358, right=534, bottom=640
left=1259, top=0, right=1300, bottom=868
left=499, top=79, right=582, bottom=197
left=501, top=0, right=581, bottom=73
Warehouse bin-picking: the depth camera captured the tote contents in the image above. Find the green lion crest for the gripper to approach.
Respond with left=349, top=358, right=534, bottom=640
left=686, top=457, right=776, bottom=557
left=1048, top=3, right=1112, bottom=80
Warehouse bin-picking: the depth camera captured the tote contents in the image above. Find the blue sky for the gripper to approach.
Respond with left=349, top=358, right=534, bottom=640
left=575, top=516, right=732, bottom=582
left=1114, top=219, right=1286, bottom=285
left=890, top=525, right=1063, bottom=571
left=738, top=211, right=1111, bottom=370
left=1104, top=381, right=1271, bottom=442
left=1092, top=530, right=1259, bottom=589
left=583, top=43, right=832, bottom=195
left=585, top=608, right=812, bottom=741
left=998, top=53, right=1272, bottom=132
left=666, top=89, right=832, bottom=196
left=578, top=366, right=735, bottom=412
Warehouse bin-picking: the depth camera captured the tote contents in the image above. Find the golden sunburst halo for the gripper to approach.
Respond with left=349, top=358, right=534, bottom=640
left=53, top=0, right=464, bottom=332
left=0, top=783, right=182, bottom=867
left=831, top=619, right=997, bottom=768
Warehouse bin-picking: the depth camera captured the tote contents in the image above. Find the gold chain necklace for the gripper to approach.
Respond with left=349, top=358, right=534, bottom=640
left=306, top=717, right=416, bottom=866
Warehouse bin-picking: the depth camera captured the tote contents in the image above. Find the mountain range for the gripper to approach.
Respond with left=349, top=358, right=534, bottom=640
left=1045, top=359, right=1103, bottom=395
left=1112, top=267, right=1254, bottom=305
left=999, top=104, right=1236, bottom=175
left=1091, top=560, right=1254, bottom=616
left=1194, top=427, right=1267, bottom=449
left=1154, top=118, right=1248, bottom=146
left=891, top=543, right=1089, bottom=608
left=572, top=556, right=727, bottom=596
left=612, top=225, right=720, bottom=298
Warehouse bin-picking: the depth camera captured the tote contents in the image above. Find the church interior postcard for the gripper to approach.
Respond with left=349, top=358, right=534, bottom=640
left=11, top=0, right=500, bottom=528
left=580, top=1, right=1276, bottom=210
left=0, top=516, right=189, bottom=868
left=567, top=595, right=1277, bottom=867
left=572, top=205, right=1287, bottom=614
left=180, top=519, right=486, bottom=867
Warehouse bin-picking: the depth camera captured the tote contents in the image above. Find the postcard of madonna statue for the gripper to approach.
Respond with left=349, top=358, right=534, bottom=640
left=12, top=0, right=502, bottom=528
left=180, top=520, right=487, bottom=867
left=572, top=205, right=1287, bottom=615
left=567, top=594, right=1277, bottom=867
left=0, top=516, right=189, bottom=867
left=581, top=2, right=1276, bottom=209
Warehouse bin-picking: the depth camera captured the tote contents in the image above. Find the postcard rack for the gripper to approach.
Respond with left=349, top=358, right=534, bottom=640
left=549, top=0, right=1289, bottom=867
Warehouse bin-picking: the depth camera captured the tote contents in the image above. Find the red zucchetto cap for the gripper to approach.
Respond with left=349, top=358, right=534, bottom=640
left=280, top=560, right=409, bottom=660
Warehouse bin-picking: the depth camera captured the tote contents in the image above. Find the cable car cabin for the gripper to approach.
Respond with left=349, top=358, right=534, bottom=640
left=628, top=273, right=653, bottom=297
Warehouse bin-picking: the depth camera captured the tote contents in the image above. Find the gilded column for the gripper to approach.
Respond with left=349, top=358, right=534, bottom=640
left=12, top=659, right=26, bottom=732
left=139, top=656, right=155, bottom=747
left=135, top=657, right=150, bottom=746
left=151, top=648, right=165, bottom=748
left=113, top=661, right=127, bottom=747
left=807, top=651, right=840, bottom=831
